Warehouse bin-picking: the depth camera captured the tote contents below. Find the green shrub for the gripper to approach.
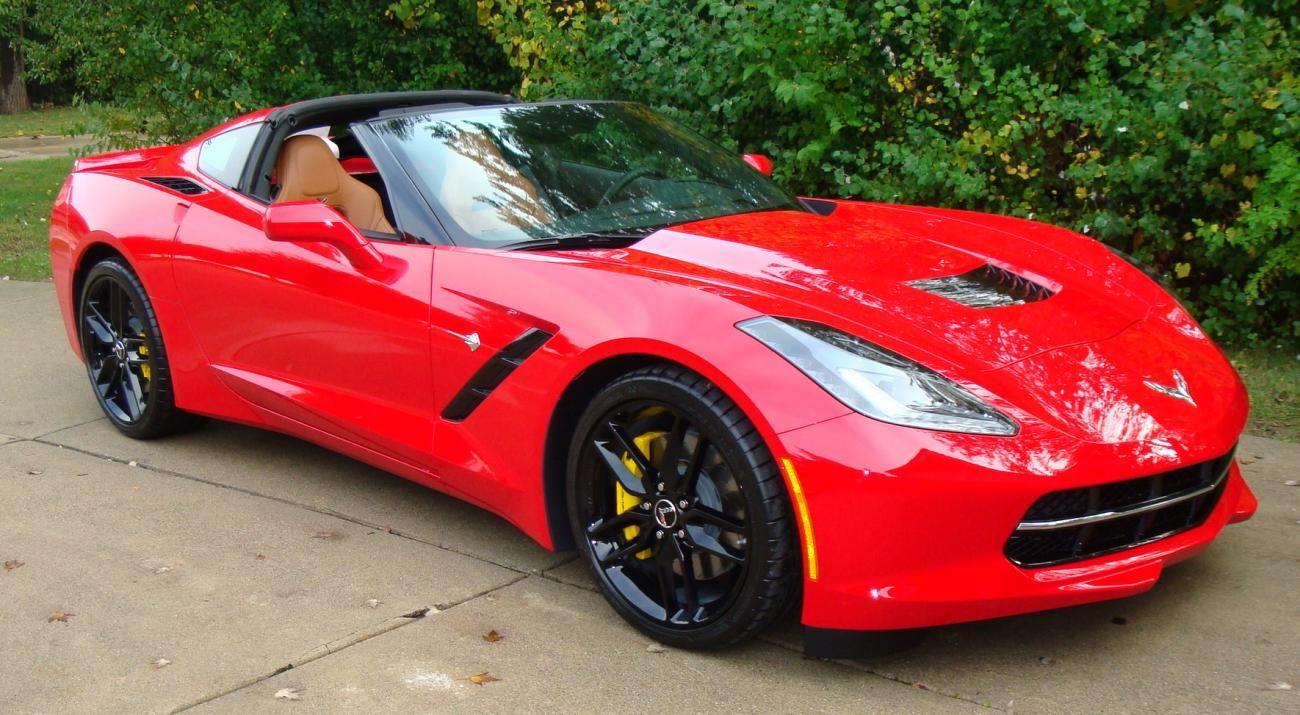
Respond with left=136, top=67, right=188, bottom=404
left=487, top=0, right=1300, bottom=348
left=29, top=0, right=513, bottom=146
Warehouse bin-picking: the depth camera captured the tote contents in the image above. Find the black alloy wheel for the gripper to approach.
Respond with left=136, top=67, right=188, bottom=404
left=568, top=364, right=798, bottom=649
left=78, top=258, right=202, bottom=438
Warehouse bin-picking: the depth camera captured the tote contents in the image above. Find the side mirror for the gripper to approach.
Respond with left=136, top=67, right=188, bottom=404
left=742, top=153, right=774, bottom=176
left=263, top=200, right=383, bottom=271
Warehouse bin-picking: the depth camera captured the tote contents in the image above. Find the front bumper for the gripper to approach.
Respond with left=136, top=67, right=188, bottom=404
left=775, top=412, right=1255, bottom=652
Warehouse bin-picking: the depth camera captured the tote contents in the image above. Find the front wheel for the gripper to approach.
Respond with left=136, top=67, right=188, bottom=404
left=567, top=364, right=799, bottom=649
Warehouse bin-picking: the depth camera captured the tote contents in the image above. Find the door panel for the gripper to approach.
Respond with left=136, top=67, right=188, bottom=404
left=171, top=191, right=436, bottom=467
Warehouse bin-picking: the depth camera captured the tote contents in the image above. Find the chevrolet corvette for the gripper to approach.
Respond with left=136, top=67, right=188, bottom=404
left=48, top=91, right=1257, bottom=656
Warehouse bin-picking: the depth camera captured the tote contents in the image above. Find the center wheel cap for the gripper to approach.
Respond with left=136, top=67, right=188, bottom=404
left=113, top=340, right=127, bottom=362
left=653, top=499, right=679, bottom=529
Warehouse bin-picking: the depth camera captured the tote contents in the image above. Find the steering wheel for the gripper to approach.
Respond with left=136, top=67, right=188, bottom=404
left=598, top=167, right=654, bottom=206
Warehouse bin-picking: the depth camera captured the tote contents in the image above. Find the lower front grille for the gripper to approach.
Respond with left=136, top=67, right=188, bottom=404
left=1005, top=449, right=1235, bottom=567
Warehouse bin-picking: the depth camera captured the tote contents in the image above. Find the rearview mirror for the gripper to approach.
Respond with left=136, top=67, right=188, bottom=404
left=263, top=201, right=384, bottom=271
left=742, top=153, right=773, bottom=176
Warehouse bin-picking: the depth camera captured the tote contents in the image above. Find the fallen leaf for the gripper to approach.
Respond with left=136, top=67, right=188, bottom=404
left=273, top=687, right=302, bottom=700
left=468, top=672, right=500, bottom=686
left=48, top=610, right=74, bottom=623
left=153, top=658, right=171, bottom=669
left=364, top=598, right=381, bottom=609
left=254, top=554, right=266, bottom=561
left=27, top=469, right=42, bottom=475
left=1284, top=480, right=1298, bottom=487
left=3, top=559, right=23, bottom=571
left=482, top=629, right=504, bottom=643
left=1265, top=682, right=1292, bottom=691
left=646, top=643, right=666, bottom=653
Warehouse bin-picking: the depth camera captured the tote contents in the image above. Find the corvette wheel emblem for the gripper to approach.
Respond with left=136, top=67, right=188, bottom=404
left=1144, top=370, right=1195, bottom=406
left=653, top=499, right=679, bottom=529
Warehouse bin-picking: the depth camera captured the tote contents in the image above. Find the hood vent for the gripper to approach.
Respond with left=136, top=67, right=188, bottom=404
left=909, top=263, right=1054, bottom=308
left=141, top=176, right=207, bottom=196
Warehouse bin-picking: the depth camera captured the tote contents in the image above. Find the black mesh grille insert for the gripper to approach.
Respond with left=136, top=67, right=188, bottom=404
left=1005, top=448, right=1235, bottom=568
left=141, top=176, right=207, bottom=195
left=909, top=263, right=1054, bottom=308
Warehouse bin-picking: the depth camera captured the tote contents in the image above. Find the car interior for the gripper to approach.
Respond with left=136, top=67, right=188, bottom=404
left=273, top=129, right=396, bottom=235
left=249, top=91, right=519, bottom=242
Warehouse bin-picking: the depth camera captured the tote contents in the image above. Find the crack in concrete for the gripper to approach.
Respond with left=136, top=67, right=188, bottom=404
left=22, top=438, right=997, bottom=711
left=29, top=437, right=540, bottom=575
left=169, top=574, right=531, bottom=713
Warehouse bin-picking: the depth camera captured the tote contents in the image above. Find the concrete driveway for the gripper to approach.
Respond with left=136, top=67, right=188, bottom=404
left=1, top=280, right=1296, bottom=713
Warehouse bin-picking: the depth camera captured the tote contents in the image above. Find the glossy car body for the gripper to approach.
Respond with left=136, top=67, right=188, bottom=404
left=49, top=92, right=1256, bottom=655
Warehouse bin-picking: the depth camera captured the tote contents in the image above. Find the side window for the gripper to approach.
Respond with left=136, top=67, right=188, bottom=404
left=197, top=123, right=263, bottom=189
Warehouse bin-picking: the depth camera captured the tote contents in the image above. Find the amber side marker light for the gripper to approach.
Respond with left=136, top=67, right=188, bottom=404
left=780, top=457, right=819, bottom=581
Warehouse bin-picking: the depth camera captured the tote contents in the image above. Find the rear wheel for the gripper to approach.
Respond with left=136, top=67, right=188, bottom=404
left=567, top=364, right=798, bottom=649
left=78, top=258, right=203, bottom=439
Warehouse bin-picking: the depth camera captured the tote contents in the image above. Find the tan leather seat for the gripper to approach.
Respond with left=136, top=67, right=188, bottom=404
left=274, top=135, right=396, bottom=234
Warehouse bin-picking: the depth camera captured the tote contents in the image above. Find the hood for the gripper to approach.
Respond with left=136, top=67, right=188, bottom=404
left=575, top=200, right=1159, bottom=373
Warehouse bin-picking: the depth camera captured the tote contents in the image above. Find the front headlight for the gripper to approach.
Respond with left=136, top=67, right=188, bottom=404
left=738, top=316, right=1018, bottom=436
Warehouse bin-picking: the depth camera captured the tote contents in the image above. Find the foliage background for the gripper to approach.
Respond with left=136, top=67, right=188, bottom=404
left=14, top=0, right=1300, bottom=348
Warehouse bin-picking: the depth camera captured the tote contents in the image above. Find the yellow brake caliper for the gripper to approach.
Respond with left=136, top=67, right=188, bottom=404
left=137, top=339, right=150, bottom=380
left=614, top=431, right=664, bottom=560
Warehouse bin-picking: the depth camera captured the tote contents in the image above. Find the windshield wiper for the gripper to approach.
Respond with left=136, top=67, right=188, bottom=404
left=502, top=227, right=665, bottom=251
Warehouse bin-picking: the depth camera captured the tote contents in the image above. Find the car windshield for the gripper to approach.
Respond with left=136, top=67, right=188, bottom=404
left=369, top=102, right=801, bottom=247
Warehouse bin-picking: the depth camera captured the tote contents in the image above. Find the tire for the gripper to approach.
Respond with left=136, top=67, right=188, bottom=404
left=77, top=257, right=204, bottom=439
left=566, top=363, right=798, bottom=649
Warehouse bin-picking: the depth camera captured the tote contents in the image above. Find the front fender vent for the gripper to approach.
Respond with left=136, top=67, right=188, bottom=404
left=909, top=263, right=1054, bottom=308
left=141, top=176, right=207, bottom=196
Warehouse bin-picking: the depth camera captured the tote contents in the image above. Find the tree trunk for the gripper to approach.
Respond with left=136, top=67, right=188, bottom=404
left=1, top=28, right=30, bottom=116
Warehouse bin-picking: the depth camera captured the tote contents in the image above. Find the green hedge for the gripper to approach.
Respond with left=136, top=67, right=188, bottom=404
left=482, top=0, right=1299, bottom=348
left=29, top=0, right=513, bottom=145
left=29, top=0, right=1299, bottom=348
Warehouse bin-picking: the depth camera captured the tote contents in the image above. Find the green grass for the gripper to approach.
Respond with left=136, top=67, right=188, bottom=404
left=1233, top=349, right=1300, bottom=442
left=0, top=105, right=87, bottom=138
left=0, top=156, right=74, bottom=281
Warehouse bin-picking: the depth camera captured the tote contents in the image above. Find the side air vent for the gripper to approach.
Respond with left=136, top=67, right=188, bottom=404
left=141, top=176, right=207, bottom=196
left=909, top=263, right=1054, bottom=308
left=441, top=328, right=553, bottom=422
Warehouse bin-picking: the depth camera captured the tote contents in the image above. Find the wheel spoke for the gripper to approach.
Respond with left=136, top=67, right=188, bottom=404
left=686, top=528, right=745, bottom=563
left=606, top=422, right=655, bottom=479
left=121, top=366, right=145, bottom=419
left=680, top=543, right=700, bottom=621
left=84, top=312, right=115, bottom=345
left=586, top=510, right=649, bottom=538
left=92, top=359, right=119, bottom=396
left=598, top=532, right=652, bottom=566
left=682, top=434, right=710, bottom=497
left=109, top=284, right=127, bottom=333
left=655, top=536, right=683, bottom=619
left=684, top=505, right=744, bottom=533
left=658, top=415, right=688, bottom=494
left=593, top=439, right=649, bottom=498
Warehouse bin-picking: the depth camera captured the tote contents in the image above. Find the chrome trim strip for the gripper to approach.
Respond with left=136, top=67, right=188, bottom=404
left=1015, top=469, right=1230, bottom=532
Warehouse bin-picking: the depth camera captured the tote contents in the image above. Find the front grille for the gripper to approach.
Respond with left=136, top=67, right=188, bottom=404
left=1005, top=449, right=1235, bottom=567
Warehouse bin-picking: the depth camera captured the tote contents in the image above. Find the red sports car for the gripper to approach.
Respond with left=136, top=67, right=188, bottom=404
left=49, top=91, right=1256, bottom=656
